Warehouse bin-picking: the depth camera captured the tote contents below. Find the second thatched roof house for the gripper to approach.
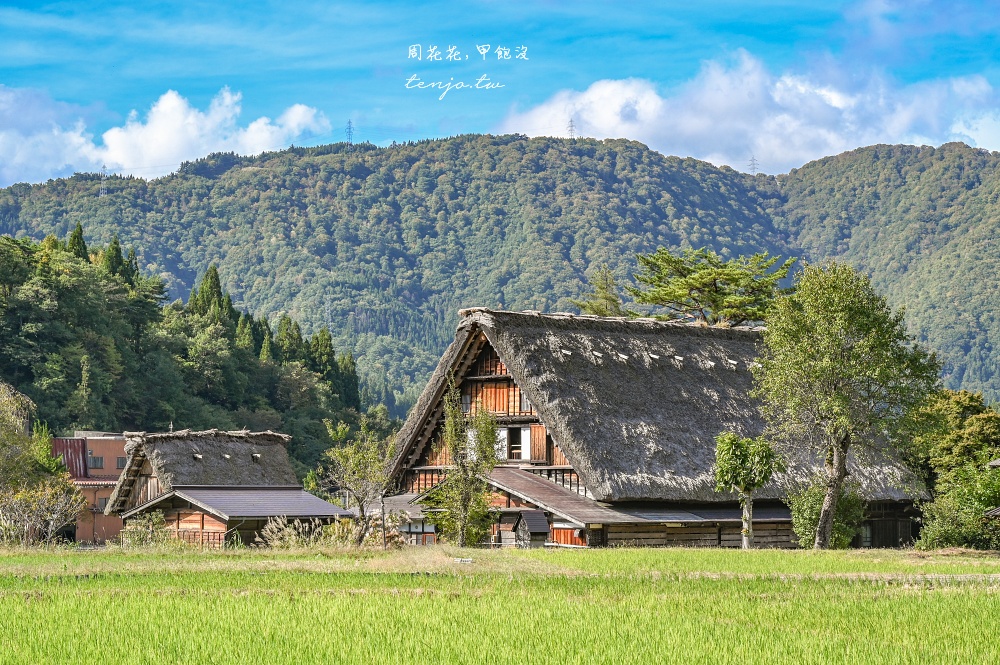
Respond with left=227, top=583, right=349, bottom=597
left=390, top=308, right=921, bottom=548
left=106, top=429, right=350, bottom=546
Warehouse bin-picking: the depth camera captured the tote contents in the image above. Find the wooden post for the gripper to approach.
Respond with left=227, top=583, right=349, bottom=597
left=380, top=493, right=388, bottom=551
left=742, top=493, right=753, bottom=550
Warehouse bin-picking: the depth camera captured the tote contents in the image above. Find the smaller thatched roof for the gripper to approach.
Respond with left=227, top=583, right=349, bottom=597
left=107, top=429, right=297, bottom=513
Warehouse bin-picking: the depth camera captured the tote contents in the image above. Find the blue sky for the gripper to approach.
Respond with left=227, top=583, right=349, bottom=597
left=2, top=0, right=1000, bottom=184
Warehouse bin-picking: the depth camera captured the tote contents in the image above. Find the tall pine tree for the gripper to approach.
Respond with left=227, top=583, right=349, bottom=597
left=67, top=223, right=88, bottom=261
left=100, top=235, right=126, bottom=278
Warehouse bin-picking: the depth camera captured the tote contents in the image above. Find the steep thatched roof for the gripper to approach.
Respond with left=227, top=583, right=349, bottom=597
left=393, top=308, right=921, bottom=503
left=107, top=429, right=297, bottom=513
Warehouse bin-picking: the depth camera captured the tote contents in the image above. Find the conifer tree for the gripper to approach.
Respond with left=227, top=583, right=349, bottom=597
left=100, top=236, right=126, bottom=278
left=235, top=314, right=255, bottom=351
left=308, top=327, right=337, bottom=378
left=274, top=314, right=305, bottom=363
left=630, top=247, right=795, bottom=326
left=67, top=223, right=88, bottom=261
left=337, top=353, right=362, bottom=410
left=259, top=330, right=274, bottom=362
left=123, top=247, right=139, bottom=286
left=572, top=264, right=631, bottom=317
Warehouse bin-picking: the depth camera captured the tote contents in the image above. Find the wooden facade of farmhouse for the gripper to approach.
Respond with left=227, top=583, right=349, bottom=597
left=389, top=308, right=923, bottom=549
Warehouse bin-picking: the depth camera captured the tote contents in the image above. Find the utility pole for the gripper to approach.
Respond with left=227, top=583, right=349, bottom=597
left=100, top=164, right=107, bottom=197
left=748, top=154, right=760, bottom=176
left=346, top=120, right=354, bottom=151
left=567, top=118, right=576, bottom=140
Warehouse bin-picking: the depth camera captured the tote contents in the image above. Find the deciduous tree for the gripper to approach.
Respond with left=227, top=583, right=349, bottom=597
left=714, top=432, right=783, bottom=549
left=425, top=382, right=499, bottom=547
left=323, top=414, right=396, bottom=547
left=753, top=262, right=939, bottom=549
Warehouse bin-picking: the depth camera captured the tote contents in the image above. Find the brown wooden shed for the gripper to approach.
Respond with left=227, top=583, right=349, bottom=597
left=121, top=486, right=352, bottom=546
left=514, top=509, right=550, bottom=548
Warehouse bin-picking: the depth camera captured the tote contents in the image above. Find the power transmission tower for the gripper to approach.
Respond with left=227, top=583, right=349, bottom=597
left=345, top=120, right=354, bottom=151
left=567, top=118, right=576, bottom=139
left=324, top=296, right=334, bottom=331
left=99, top=164, right=107, bottom=197
left=747, top=154, right=760, bottom=176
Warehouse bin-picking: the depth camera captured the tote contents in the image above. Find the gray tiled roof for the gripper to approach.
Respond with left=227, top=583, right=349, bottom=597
left=122, top=486, right=352, bottom=521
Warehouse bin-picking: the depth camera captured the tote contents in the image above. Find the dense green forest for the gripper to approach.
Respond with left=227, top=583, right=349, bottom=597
left=0, top=230, right=361, bottom=473
left=2, top=136, right=1000, bottom=413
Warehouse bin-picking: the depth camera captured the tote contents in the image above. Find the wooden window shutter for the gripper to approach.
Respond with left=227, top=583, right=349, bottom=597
left=529, top=424, right=548, bottom=463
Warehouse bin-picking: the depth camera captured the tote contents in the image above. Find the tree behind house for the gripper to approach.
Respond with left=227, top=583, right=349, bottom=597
left=753, top=262, right=939, bottom=549
left=571, top=265, right=631, bottom=317
left=425, top=383, right=499, bottom=547
left=629, top=247, right=795, bottom=326
left=714, top=432, right=782, bottom=549
left=323, top=412, right=396, bottom=547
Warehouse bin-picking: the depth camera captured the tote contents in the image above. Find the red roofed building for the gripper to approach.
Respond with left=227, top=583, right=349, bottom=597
left=52, top=432, right=127, bottom=544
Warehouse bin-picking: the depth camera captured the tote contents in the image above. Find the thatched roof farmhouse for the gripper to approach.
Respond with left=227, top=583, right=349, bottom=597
left=390, top=308, right=921, bottom=548
left=106, top=429, right=350, bottom=546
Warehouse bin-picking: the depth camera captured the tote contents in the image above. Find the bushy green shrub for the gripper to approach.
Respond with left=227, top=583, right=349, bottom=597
left=918, top=466, right=1000, bottom=550
left=787, top=480, right=865, bottom=549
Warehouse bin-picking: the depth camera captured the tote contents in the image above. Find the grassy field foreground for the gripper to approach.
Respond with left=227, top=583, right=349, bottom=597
left=1, top=547, right=999, bottom=664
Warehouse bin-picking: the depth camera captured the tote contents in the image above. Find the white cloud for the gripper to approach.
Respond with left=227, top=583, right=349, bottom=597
left=499, top=51, right=1000, bottom=173
left=0, top=86, right=330, bottom=185
left=0, top=85, right=103, bottom=184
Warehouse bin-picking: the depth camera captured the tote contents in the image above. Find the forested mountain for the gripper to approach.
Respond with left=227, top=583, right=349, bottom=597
left=2, top=136, right=1000, bottom=412
left=0, top=233, right=361, bottom=472
left=776, top=142, right=1000, bottom=400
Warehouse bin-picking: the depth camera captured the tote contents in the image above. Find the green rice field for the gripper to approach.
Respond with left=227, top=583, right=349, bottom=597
left=1, top=546, right=999, bottom=664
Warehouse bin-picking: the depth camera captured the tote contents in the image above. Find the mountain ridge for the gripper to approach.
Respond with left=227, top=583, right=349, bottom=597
left=3, top=135, right=998, bottom=413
